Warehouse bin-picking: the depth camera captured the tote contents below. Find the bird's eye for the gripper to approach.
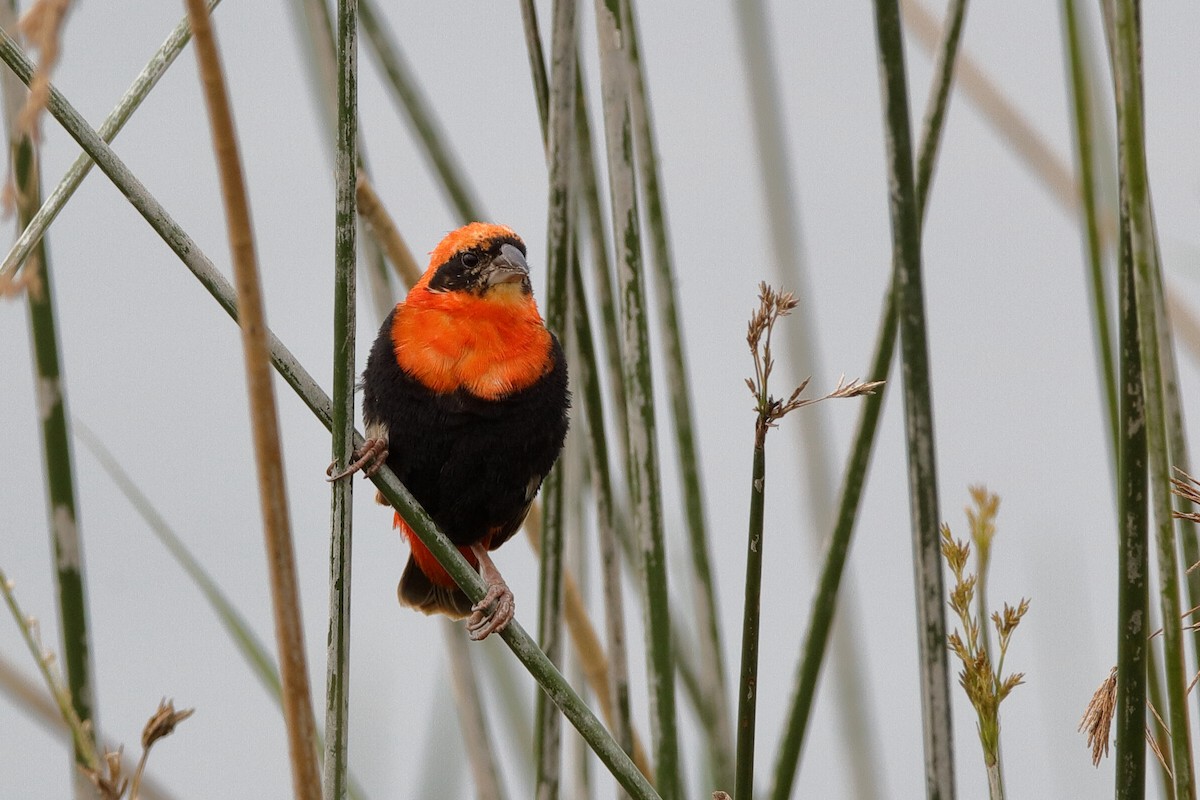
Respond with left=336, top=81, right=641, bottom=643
left=461, top=251, right=480, bottom=268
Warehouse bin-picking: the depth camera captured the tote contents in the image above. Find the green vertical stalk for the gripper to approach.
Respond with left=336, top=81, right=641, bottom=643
left=570, top=255, right=637, bottom=776
left=0, top=28, right=98, bottom=789
left=870, top=2, right=955, bottom=798
left=1113, top=166, right=1147, bottom=800
left=730, top=3, right=882, bottom=792
left=324, top=0, right=358, bottom=796
left=1060, top=0, right=1118, bottom=471
left=573, top=66, right=629, bottom=455
left=534, top=3, right=576, bottom=798
left=1108, top=3, right=1195, bottom=796
left=0, top=0, right=222, bottom=279
left=287, top=0, right=395, bottom=323
left=358, top=0, right=484, bottom=222
left=734, top=437, right=767, bottom=800
left=591, top=1, right=678, bottom=796
left=620, top=2, right=732, bottom=788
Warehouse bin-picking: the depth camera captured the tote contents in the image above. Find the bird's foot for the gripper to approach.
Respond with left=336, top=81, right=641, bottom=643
left=326, top=437, right=389, bottom=482
left=466, top=545, right=514, bottom=641
left=467, top=580, right=514, bottom=641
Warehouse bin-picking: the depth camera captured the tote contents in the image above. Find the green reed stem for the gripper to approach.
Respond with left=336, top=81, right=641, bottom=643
left=870, top=2, right=955, bottom=797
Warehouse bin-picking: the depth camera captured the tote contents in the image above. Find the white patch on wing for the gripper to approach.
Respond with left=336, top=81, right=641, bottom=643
left=525, top=476, right=541, bottom=501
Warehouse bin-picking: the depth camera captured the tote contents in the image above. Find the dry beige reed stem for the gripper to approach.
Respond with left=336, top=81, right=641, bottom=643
left=15, top=0, right=70, bottom=137
left=356, top=172, right=422, bottom=288
left=181, top=1, right=321, bottom=797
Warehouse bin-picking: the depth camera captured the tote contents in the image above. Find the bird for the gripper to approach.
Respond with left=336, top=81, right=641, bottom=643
left=329, top=222, right=569, bottom=641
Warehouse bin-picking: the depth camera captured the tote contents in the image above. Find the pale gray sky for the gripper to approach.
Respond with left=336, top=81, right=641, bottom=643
left=2, top=2, right=1198, bottom=798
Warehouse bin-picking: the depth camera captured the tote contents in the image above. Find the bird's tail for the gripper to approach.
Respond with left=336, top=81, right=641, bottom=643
left=398, top=554, right=475, bottom=619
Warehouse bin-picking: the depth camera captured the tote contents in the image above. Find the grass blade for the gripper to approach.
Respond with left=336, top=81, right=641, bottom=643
left=870, top=2, right=955, bottom=797
left=324, top=0, right=359, bottom=796
left=591, top=1, right=678, bottom=794
left=181, top=3, right=321, bottom=796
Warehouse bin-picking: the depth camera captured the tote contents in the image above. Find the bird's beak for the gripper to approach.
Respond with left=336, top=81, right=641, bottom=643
left=486, top=243, right=530, bottom=287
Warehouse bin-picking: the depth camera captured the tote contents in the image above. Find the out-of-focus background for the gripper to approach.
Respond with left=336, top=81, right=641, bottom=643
left=2, top=2, right=1197, bottom=798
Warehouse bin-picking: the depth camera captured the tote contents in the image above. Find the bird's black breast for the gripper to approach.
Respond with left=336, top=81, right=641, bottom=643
left=361, top=309, right=570, bottom=548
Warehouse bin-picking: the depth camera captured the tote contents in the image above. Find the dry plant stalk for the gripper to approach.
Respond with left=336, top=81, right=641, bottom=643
left=355, top=172, right=422, bottom=287
left=15, top=0, right=70, bottom=136
left=181, top=0, right=321, bottom=797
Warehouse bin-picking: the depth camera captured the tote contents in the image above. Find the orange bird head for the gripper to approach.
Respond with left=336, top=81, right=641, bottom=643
left=394, top=223, right=553, bottom=400
left=414, top=222, right=531, bottom=298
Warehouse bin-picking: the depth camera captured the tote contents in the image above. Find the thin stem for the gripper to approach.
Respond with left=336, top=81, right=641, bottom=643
left=1113, top=153, right=1147, bottom=800
left=591, top=1, right=678, bottom=795
left=324, top=0, right=358, bottom=796
left=870, top=2, right=955, bottom=798
left=735, top=440, right=767, bottom=800
left=534, top=3, right=577, bottom=797
left=181, top=3, right=322, bottom=798
left=620, top=2, right=732, bottom=788
left=0, top=569, right=99, bottom=771
left=1107, top=2, right=1195, bottom=797
left=0, top=15, right=97, bottom=783
left=1060, top=0, right=1119, bottom=473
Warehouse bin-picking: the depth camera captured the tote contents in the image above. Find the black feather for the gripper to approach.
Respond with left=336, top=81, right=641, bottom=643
left=361, top=308, right=570, bottom=550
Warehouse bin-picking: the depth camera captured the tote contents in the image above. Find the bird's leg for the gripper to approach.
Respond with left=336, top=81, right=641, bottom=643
left=466, top=544, right=514, bottom=641
left=326, top=436, right=389, bottom=482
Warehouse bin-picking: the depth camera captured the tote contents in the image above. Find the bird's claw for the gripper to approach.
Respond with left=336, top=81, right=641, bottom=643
left=326, top=438, right=389, bottom=482
left=466, top=582, right=514, bottom=641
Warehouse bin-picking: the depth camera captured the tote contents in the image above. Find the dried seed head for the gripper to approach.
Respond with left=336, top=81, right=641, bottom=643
left=142, top=698, right=194, bottom=750
left=1079, top=666, right=1118, bottom=766
left=80, top=746, right=126, bottom=800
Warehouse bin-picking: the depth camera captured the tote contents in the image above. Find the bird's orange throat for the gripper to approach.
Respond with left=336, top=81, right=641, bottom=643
left=391, top=284, right=554, bottom=400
